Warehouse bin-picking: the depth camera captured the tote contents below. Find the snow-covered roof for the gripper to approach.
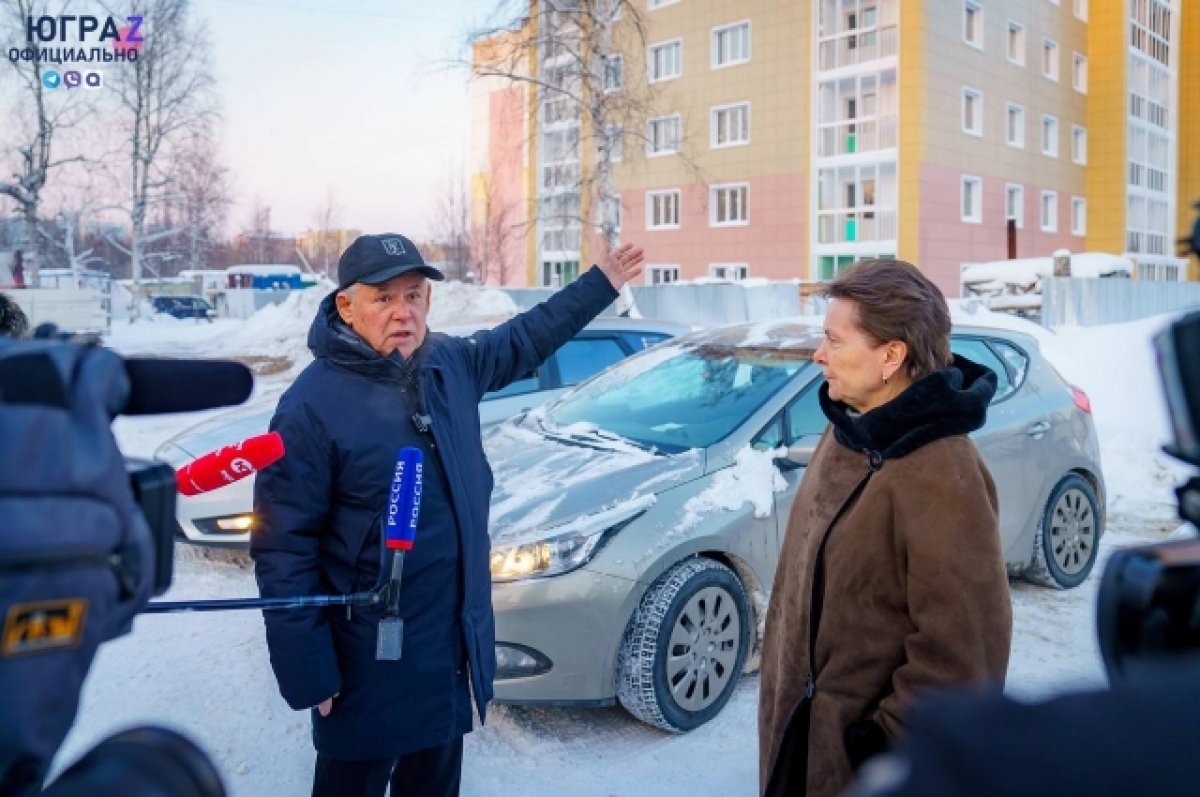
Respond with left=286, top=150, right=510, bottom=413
left=226, top=264, right=303, bottom=275
left=961, top=253, right=1133, bottom=286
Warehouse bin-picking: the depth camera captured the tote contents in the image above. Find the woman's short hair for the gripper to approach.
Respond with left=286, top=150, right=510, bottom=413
left=822, top=259, right=952, bottom=380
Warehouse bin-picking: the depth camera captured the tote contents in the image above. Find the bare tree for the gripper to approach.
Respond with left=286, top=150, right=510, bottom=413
left=469, top=1, right=702, bottom=307
left=429, top=160, right=472, bottom=281
left=308, top=189, right=343, bottom=277
left=172, top=125, right=232, bottom=272
left=107, top=0, right=217, bottom=315
left=470, top=172, right=517, bottom=285
left=0, top=0, right=92, bottom=288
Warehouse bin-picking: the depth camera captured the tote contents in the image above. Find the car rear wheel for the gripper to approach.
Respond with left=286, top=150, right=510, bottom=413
left=617, top=558, right=750, bottom=732
left=1025, top=474, right=1101, bottom=589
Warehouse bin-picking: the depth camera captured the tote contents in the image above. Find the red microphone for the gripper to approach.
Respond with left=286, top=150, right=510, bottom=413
left=175, top=431, right=285, bottom=496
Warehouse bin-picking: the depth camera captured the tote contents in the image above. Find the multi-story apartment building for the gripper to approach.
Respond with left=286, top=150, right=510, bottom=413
left=469, top=28, right=533, bottom=287
left=471, top=0, right=1196, bottom=294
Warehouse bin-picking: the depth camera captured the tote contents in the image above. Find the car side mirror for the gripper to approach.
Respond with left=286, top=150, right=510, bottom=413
left=774, top=434, right=821, bottom=471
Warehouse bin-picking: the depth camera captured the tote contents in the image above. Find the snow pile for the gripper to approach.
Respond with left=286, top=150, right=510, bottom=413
left=429, top=280, right=518, bottom=328
left=208, top=281, right=519, bottom=372
left=961, top=252, right=1133, bottom=287
left=217, top=286, right=330, bottom=369
left=1038, top=312, right=1191, bottom=523
left=679, top=447, right=788, bottom=530
left=960, top=252, right=1133, bottom=315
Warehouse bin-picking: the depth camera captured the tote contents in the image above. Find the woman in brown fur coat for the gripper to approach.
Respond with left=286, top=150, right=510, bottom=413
left=758, top=259, right=1012, bottom=797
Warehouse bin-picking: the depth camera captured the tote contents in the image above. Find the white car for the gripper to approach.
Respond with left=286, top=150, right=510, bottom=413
left=154, top=318, right=688, bottom=545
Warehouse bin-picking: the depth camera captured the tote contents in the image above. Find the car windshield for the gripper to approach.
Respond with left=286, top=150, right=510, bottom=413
left=543, top=340, right=809, bottom=453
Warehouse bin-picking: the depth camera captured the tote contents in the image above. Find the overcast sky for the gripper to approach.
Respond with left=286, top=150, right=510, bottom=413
left=1, top=0, right=515, bottom=240
left=202, top=0, right=504, bottom=239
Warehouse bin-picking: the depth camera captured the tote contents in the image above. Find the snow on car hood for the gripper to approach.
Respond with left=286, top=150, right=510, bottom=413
left=484, top=417, right=704, bottom=546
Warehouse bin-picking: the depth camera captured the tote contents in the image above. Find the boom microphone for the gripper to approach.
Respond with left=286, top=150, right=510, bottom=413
left=175, top=432, right=285, bottom=496
left=123, top=358, right=254, bottom=416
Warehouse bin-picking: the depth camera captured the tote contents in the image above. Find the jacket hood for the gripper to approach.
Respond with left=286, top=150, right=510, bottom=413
left=308, top=290, right=424, bottom=378
left=820, top=353, right=997, bottom=464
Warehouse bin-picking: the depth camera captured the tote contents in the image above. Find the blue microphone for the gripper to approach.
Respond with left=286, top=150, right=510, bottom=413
left=385, top=447, right=423, bottom=552
left=377, top=447, right=423, bottom=660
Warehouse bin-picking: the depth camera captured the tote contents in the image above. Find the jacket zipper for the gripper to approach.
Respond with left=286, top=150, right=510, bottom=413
left=765, top=452, right=880, bottom=794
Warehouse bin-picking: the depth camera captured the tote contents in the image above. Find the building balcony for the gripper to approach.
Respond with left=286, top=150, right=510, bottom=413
left=817, top=25, right=897, bottom=72
left=816, top=116, right=898, bottom=158
left=816, top=208, right=897, bottom=245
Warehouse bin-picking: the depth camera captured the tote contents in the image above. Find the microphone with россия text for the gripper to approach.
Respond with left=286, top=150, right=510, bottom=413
left=376, top=446, right=423, bottom=661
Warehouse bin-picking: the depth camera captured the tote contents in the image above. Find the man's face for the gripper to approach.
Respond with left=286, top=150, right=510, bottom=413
left=335, top=272, right=431, bottom=358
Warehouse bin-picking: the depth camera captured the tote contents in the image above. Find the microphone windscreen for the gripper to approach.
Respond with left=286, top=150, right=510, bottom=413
left=384, top=447, right=423, bottom=550
left=123, top=358, right=253, bottom=416
left=175, top=431, right=285, bottom=496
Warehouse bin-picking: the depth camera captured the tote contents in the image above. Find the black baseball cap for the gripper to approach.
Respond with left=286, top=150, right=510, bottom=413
left=337, top=233, right=445, bottom=289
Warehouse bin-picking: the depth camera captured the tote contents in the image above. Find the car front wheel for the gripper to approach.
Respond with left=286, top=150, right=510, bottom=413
left=1026, top=473, right=1101, bottom=589
left=617, top=558, right=750, bottom=732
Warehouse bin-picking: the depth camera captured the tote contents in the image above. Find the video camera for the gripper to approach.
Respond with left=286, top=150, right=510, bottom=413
left=1095, top=222, right=1200, bottom=681
left=1095, top=310, right=1200, bottom=680
left=0, top=332, right=253, bottom=797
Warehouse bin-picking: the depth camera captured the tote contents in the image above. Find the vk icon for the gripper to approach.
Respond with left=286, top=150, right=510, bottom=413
left=41, top=69, right=61, bottom=89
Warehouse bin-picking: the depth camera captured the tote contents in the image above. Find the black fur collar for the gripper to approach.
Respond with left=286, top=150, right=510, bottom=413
left=819, top=354, right=997, bottom=466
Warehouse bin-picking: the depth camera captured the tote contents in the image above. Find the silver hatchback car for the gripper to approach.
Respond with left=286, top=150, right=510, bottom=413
left=483, top=320, right=1105, bottom=731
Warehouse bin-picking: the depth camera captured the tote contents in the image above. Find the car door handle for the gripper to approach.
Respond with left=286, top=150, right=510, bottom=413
left=1025, top=421, right=1050, bottom=437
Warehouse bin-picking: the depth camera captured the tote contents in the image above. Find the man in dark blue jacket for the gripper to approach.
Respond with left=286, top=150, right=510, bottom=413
left=251, top=233, right=644, bottom=797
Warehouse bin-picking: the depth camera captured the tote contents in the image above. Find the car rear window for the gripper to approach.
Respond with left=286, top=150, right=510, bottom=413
left=556, top=337, right=628, bottom=386
left=951, top=337, right=1015, bottom=401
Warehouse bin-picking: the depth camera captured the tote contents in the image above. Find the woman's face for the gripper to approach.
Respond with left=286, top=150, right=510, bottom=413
left=814, top=298, right=906, bottom=413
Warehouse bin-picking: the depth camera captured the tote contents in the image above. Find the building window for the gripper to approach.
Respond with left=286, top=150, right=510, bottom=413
left=1006, top=183, right=1024, bottom=228
left=1042, top=38, right=1059, bottom=81
left=1072, top=125, right=1087, bottom=164
left=1041, top=190, right=1058, bottom=232
left=646, top=190, right=681, bottom=229
left=712, top=21, right=750, bottom=68
left=1071, top=197, right=1087, bottom=235
left=600, top=194, right=622, bottom=232
left=709, top=263, right=749, bottom=281
left=962, top=87, right=983, bottom=136
left=1006, top=102, right=1025, bottom=148
left=711, top=103, right=750, bottom=148
left=646, top=265, right=680, bottom=285
left=1073, top=53, right=1087, bottom=92
left=961, top=175, right=983, bottom=223
left=1041, top=114, right=1059, bottom=157
left=649, top=39, right=682, bottom=83
left=541, top=260, right=580, bottom=288
left=711, top=183, right=749, bottom=226
left=963, top=2, right=983, bottom=49
left=601, top=125, right=623, bottom=162
left=1074, top=0, right=1088, bottom=22
left=604, top=55, right=623, bottom=91
left=647, top=114, right=682, bottom=156
left=1007, top=20, right=1025, bottom=65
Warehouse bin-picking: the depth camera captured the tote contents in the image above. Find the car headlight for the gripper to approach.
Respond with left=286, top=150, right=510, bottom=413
left=489, top=496, right=654, bottom=583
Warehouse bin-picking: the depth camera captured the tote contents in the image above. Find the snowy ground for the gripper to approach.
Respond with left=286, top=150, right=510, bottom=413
left=51, top=294, right=1194, bottom=796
